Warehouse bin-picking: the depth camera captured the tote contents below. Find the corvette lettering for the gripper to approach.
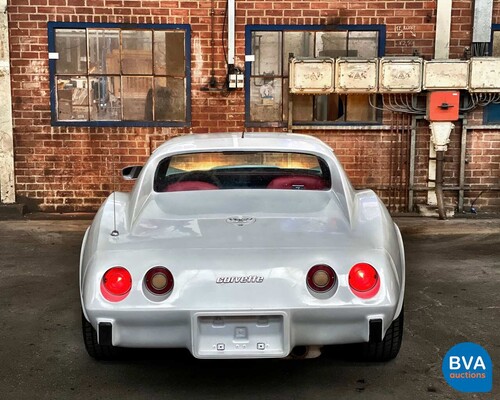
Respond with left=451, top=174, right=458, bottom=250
left=216, top=276, right=264, bottom=284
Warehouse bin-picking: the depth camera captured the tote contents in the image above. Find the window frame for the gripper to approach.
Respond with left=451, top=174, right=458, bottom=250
left=48, top=21, right=191, bottom=128
left=484, top=24, right=500, bottom=124
left=244, top=24, right=386, bottom=128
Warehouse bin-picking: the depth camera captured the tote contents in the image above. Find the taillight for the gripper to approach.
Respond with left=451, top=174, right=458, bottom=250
left=145, top=267, right=174, bottom=295
left=101, top=267, right=132, bottom=301
left=349, top=263, right=380, bottom=298
left=307, top=265, right=336, bottom=292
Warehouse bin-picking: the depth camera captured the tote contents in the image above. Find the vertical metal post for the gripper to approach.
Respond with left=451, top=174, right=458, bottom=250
left=458, top=118, right=468, bottom=213
left=0, top=0, right=16, bottom=204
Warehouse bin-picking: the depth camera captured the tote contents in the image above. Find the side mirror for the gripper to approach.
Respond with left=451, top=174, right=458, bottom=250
left=122, top=165, right=143, bottom=180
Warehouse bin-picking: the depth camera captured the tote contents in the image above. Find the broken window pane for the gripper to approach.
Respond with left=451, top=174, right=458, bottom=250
left=154, top=31, right=185, bottom=76
left=154, top=77, right=186, bottom=121
left=56, top=76, right=89, bottom=120
left=314, top=94, right=345, bottom=122
left=251, top=31, right=282, bottom=76
left=89, top=76, right=121, bottom=120
left=283, top=31, right=314, bottom=75
left=121, top=30, right=153, bottom=75
left=348, top=31, right=379, bottom=58
left=316, top=32, right=348, bottom=57
left=55, top=29, right=87, bottom=74
left=250, top=77, right=282, bottom=122
left=88, top=29, right=120, bottom=74
left=122, top=76, right=153, bottom=120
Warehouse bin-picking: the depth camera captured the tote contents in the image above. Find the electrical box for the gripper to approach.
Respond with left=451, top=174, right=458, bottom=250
left=469, top=57, right=500, bottom=92
left=378, top=57, right=423, bottom=93
left=426, top=91, right=460, bottom=121
left=289, top=58, right=335, bottom=94
left=228, top=71, right=244, bottom=89
left=335, top=58, right=378, bottom=93
left=423, top=60, right=469, bottom=90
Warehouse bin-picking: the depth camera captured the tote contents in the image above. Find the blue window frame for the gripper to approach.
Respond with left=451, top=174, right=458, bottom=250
left=245, top=25, right=386, bottom=128
left=484, top=24, right=500, bottom=124
left=48, top=22, right=191, bottom=127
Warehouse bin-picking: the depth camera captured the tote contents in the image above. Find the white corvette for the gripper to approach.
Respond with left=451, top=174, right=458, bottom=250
left=80, top=133, right=405, bottom=360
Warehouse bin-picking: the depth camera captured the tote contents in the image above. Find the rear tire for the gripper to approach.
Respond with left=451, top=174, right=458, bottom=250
left=82, top=312, right=120, bottom=360
left=358, top=306, right=404, bottom=362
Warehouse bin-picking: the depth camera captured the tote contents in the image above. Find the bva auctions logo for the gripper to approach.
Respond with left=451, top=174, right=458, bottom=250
left=442, top=342, right=492, bottom=393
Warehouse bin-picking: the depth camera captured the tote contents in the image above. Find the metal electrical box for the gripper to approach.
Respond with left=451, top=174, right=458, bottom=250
left=379, top=57, right=423, bottom=93
left=469, top=57, right=500, bottom=92
left=423, top=60, right=469, bottom=90
left=426, top=91, right=460, bottom=121
left=289, top=58, right=335, bottom=94
left=335, top=58, right=378, bottom=93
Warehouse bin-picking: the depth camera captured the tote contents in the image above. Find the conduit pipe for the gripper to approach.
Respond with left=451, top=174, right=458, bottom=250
left=435, top=151, right=446, bottom=220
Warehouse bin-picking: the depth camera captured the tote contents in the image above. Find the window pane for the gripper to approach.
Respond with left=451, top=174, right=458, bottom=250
left=55, top=29, right=87, bottom=74
left=316, top=32, right=348, bottom=57
left=493, top=31, right=500, bottom=57
left=154, top=77, right=185, bottom=121
left=121, top=30, right=153, bottom=74
left=348, top=31, right=378, bottom=58
left=251, top=31, right=282, bottom=76
left=122, top=76, right=153, bottom=120
left=345, top=94, right=377, bottom=122
left=314, top=94, right=345, bottom=121
left=56, top=76, right=88, bottom=120
left=90, top=76, right=121, bottom=120
left=292, top=95, right=314, bottom=122
left=250, top=77, right=282, bottom=122
left=154, top=31, right=185, bottom=76
left=283, top=31, right=314, bottom=75
left=88, top=29, right=120, bottom=74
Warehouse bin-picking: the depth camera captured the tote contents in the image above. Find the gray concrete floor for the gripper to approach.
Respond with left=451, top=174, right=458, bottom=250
left=0, top=218, right=498, bottom=400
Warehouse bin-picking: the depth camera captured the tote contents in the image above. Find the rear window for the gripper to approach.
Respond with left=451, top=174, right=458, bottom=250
left=154, top=151, right=331, bottom=192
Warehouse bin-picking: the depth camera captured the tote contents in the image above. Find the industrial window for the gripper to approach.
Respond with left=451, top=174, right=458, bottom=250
left=48, top=22, right=191, bottom=127
left=245, top=25, right=385, bottom=127
left=484, top=25, right=500, bottom=124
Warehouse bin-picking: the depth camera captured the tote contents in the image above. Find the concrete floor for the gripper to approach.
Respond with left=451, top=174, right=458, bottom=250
left=0, top=218, right=498, bottom=400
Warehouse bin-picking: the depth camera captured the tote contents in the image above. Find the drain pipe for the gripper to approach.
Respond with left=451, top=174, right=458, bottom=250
left=435, top=151, right=446, bottom=220
left=430, top=122, right=454, bottom=220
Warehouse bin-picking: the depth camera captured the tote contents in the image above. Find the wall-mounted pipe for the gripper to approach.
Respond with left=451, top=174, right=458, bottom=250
left=434, top=0, right=452, bottom=59
left=435, top=151, right=446, bottom=220
left=227, top=0, right=235, bottom=66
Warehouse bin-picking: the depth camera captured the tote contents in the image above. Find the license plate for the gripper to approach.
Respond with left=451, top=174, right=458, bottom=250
left=193, top=314, right=287, bottom=358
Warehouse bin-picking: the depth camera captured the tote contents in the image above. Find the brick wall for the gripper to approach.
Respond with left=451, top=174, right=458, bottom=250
left=7, top=0, right=500, bottom=213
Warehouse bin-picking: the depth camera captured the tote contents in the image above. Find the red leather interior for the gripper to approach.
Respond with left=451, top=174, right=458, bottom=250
left=266, top=175, right=326, bottom=190
left=163, top=181, right=219, bottom=192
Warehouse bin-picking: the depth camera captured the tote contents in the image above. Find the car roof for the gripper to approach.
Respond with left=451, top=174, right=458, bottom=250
left=153, top=133, right=334, bottom=158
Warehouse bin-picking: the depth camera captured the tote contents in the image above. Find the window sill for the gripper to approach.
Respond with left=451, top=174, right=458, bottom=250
left=291, top=124, right=393, bottom=131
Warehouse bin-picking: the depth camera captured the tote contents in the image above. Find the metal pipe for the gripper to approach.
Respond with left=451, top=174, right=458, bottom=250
left=408, top=115, right=417, bottom=211
left=227, top=0, right=235, bottom=65
left=458, top=118, right=468, bottom=213
left=435, top=151, right=446, bottom=220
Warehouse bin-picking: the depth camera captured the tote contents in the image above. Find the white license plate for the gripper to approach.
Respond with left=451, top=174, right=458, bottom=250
left=193, top=314, right=287, bottom=358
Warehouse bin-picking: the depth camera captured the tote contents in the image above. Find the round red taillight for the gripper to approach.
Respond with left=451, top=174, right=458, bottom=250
left=145, top=267, right=174, bottom=295
left=349, top=263, right=380, bottom=298
left=101, top=267, right=132, bottom=301
left=307, top=265, right=336, bottom=292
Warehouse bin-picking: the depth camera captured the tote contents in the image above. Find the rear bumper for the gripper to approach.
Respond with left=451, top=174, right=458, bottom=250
left=85, top=304, right=398, bottom=359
